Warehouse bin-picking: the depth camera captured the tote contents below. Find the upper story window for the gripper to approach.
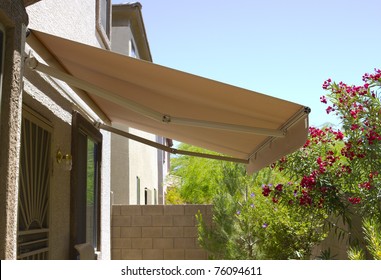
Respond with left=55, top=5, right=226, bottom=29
left=129, top=40, right=137, bottom=58
left=96, top=0, right=111, bottom=49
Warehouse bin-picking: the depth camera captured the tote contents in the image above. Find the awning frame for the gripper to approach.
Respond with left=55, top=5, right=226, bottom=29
left=96, top=123, right=249, bottom=164
left=249, top=106, right=310, bottom=160
left=25, top=55, right=288, bottom=138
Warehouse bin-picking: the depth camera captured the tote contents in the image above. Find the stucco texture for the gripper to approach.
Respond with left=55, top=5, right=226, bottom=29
left=0, top=0, right=28, bottom=260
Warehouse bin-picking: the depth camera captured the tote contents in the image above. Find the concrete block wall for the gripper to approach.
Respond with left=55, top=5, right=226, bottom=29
left=111, top=205, right=213, bottom=260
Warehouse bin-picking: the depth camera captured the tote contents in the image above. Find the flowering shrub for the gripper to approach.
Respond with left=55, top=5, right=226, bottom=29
left=323, top=69, right=381, bottom=217
left=232, top=185, right=327, bottom=259
left=269, top=126, right=347, bottom=216
left=267, top=69, right=381, bottom=221
left=196, top=163, right=327, bottom=260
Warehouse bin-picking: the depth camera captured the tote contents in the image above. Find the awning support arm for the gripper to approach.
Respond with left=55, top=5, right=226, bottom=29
left=96, top=123, right=249, bottom=164
left=25, top=56, right=285, bottom=138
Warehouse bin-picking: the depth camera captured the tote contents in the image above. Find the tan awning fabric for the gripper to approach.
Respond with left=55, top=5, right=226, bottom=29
left=27, top=30, right=310, bottom=173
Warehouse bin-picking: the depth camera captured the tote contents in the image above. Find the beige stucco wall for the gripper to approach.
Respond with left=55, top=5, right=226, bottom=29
left=110, top=19, right=160, bottom=206
left=23, top=0, right=111, bottom=259
left=129, top=128, right=159, bottom=205
left=26, top=0, right=104, bottom=48
left=22, top=68, right=73, bottom=259
left=110, top=123, right=159, bottom=205
left=110, top=123, right=130, bottom=204
left=0, top=0, right=28, bottom=260
left=111, top=205, right=212, bottom=260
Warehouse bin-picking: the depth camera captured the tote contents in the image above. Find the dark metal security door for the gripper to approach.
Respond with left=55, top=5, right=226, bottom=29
left=17, top=108, right=52, bottom=260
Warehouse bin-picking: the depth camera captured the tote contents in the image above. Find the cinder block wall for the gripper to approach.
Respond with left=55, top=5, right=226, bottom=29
left=111, top=205, right=213, bottom=260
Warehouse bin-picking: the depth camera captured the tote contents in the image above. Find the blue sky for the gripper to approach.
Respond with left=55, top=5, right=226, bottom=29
left=112, top=0, right=380, bottom=127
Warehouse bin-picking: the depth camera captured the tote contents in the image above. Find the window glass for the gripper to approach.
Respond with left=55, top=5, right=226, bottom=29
left=100, top=0, right=110, bottom=37
left=71, top=112, right=102, bottom=259
left=129, top=40, right=137, bottom=58
left=86, top=138, right=99, bottom=248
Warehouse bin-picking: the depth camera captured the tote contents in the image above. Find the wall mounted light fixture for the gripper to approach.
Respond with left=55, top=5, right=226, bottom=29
left=56, top=148, right=72, bottom=171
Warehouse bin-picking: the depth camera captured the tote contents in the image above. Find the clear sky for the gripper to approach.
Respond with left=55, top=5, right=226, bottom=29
left=112, top=0, right=380, bottom=127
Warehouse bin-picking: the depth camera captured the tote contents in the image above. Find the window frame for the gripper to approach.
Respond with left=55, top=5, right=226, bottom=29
left=70, top=111, right=102, bottom=259
left=96, top=0, right=111, bottom=50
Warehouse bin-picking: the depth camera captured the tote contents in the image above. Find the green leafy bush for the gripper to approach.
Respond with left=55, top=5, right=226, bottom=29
left=195, top=163, right=328, bottom=259
left=348, top=218, right=381, bottom=260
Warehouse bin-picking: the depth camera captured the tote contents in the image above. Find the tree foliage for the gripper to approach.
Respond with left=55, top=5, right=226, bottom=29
left=169, top=143, right=222, bottom=204
left=170, top=154, right=328, bottom=259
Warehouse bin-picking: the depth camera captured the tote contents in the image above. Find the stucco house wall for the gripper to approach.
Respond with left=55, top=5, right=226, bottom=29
left=27, top=0, right=103, bottom=48
left=0, top=0, right=28, bottom=260
left=20, top=0, right=111, bottom=259
left=110, top=4, right=164, bottom=206
left=22, top=68, right=73, bottom=259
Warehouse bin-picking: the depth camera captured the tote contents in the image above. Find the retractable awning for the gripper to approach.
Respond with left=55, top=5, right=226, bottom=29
left=26, top=30, right=310, bottom=173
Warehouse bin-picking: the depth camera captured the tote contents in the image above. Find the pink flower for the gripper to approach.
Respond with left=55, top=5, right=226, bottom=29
left=359, top=182, right=372, bottom=190
left=348, top=197, right=361, bottom=204
left=351, top=124, right=359, bottom=131
left=350, top=110, right=358, bottom=119
left=320, top=96, right=327, bottom=104
left=322, top=79, right=332, bottom=89
left=299, top=190, right=313, bottom=206
left=326, top=106, right=334, bottom=114
left=301, top=173, right=317, bottom=189
left=275, top=184, right=283, bottom=192
left=334, top=130, right=344, bottom=140
left=303, top=139, right=311, bottom=148
left=262, top=185, right=272, bottom=197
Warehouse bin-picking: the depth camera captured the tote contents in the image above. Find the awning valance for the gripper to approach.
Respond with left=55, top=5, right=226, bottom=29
left=26, top=30, right=310, bottom=173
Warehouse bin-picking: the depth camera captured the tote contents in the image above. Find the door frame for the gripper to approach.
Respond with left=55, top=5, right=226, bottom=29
left=70, top=111, right=102, bottom=259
